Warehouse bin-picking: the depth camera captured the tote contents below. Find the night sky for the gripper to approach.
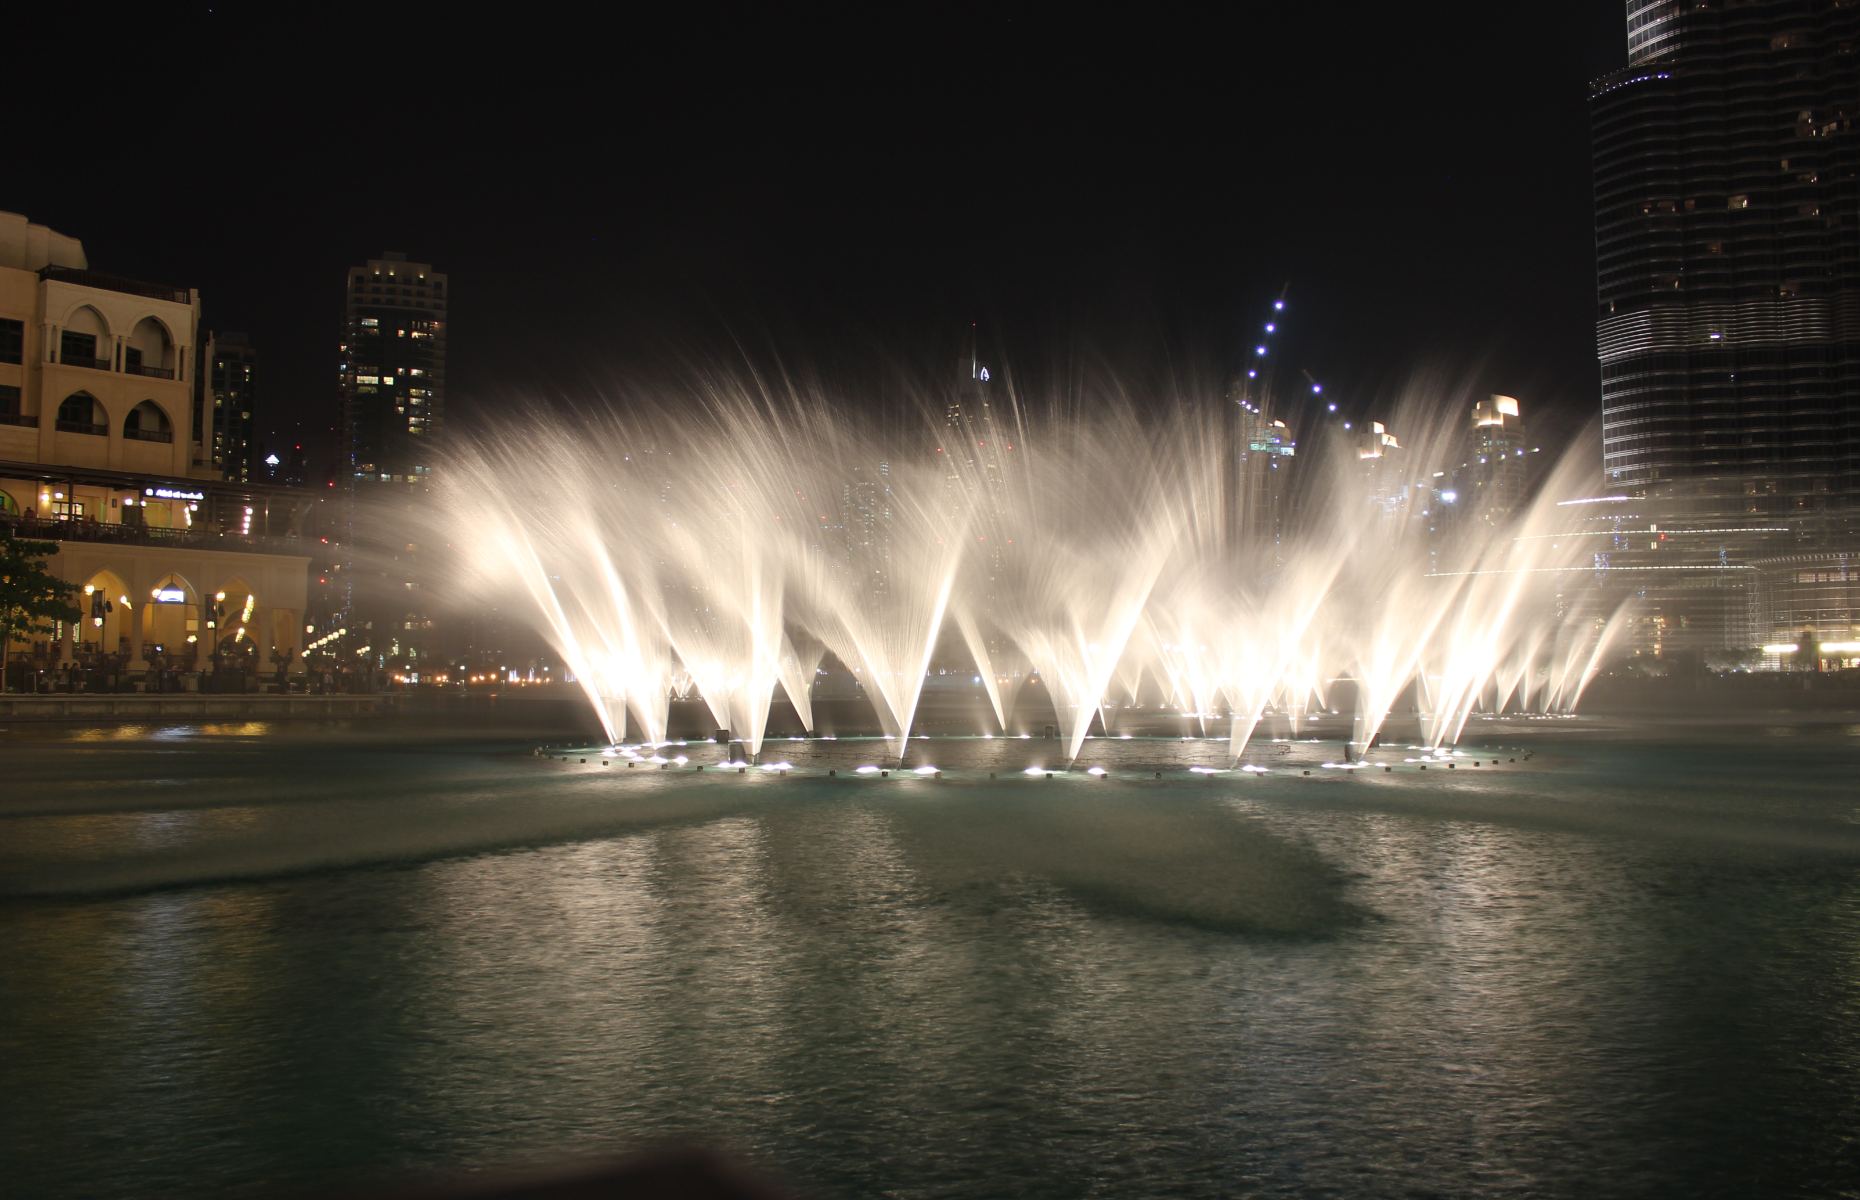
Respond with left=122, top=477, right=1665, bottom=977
left=16, top=5, right=1627, bottom=475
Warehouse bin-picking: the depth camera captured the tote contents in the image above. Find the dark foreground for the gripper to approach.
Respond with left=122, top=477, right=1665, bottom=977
left=2, top=718, right=1857, bottom=1198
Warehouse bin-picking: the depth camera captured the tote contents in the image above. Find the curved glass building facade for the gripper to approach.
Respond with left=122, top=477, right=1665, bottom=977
left=1592, top=0, right=1860, bottom=529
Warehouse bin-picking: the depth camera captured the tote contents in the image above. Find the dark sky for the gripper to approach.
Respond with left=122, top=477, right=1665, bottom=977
left=16, top=4, right=1627, bottom=474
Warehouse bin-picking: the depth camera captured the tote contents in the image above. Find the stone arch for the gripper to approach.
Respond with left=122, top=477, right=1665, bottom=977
left=142, top=572, right=201, bottom=663
left=124, top=399, right=174, bottom=443
left=207, top=576, right=260, bottom=660
left=57, top=390, right=107, bottom=433
left=60, top=304, right=112, bottom=368
left=0, top=486, right=18, bottom=515
left=78, top=569, right=135, bottom=657
left=126, top=315, right=176, bottom=376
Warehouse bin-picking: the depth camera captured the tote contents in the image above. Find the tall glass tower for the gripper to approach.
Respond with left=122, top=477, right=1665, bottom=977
left=1591, top=0, right=1860, bottom=528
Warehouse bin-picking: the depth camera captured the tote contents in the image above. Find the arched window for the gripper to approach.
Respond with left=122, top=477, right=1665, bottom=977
left=126, top=317, right=175, bottom=378
left=56, top=392, right=106, bottom=435
left=60, top=305, right=112, bottom=370
left=124, top=400, right=174, bottom=443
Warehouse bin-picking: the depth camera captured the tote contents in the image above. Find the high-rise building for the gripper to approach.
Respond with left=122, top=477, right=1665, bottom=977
left=1227, top=392, right=1296, bottom=553
left=338, top=252, right=446, bottom=487
left=942, top=324, right=1010, bottom=591
left=335, top=252, right=448, bottom=679
left=1463, top=395, right=1530, bottom=529
left=204, top=331, right=256, bottom=482
left=1591, top=1, right=1860, bottom=656
left=283, top=442, right=306, bottom=488
left=1591, top=1, right=1860, bottom=527
left=839, top=461, right=893, bottom=599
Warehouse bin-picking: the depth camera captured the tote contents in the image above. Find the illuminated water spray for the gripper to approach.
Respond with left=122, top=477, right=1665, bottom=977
left=437, top=370, right=1623, bottom=763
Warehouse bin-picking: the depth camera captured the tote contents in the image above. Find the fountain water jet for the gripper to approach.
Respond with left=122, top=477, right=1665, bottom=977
left=434, top=372, right=1628, bottom=759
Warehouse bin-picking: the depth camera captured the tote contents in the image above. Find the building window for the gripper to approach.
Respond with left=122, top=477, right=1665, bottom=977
left=0, top=318, right=22, bottom=364
left=56, top=392, right=105, bottom=434
left=60, top=329, right=100, bottom=366
left=0, top=383, right=22, bottom=424
left=124, top=400, right=174, bottom=443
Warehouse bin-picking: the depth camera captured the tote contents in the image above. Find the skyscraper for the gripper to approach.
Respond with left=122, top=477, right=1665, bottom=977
left=942, top=324, right=1009, bottom=592
left=1463, top=395, right=1529, bottom=529
left=204, top=331, right=256, bottom=483
left=1227, top=395, right=1296, bottom=553
left=338, top=252, right=446, bottom=487
left=335, top=252, right=448, bottom=678
left=1591, top=1, right=1860, bottom=526
left=1592, top=1, right=1860, bottom=655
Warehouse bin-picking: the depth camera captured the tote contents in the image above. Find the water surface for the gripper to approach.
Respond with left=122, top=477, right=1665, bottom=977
left=2, top=719, right=1857, bottom=1197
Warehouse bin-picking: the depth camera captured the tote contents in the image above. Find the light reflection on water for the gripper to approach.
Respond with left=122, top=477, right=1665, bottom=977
left=62, top=721, right=279, bottom=743
left=0, top=723, right=1857, bottom=1198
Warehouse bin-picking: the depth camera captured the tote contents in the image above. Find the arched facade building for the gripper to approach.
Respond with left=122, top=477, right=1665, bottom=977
left=1, top=211, right=312, bottom=686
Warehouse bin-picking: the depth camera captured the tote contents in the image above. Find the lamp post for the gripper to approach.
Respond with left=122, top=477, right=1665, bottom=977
left=206, top=591, right=227, bottom=686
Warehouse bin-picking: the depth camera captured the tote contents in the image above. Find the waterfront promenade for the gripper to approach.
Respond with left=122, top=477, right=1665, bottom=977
left=0, top=693, right=383, bottom=721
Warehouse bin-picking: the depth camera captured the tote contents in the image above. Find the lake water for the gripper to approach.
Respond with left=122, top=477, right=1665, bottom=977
left=2, top=719, right=1858, bottom=1197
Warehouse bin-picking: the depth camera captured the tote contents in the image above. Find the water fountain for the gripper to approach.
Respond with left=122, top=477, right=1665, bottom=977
left=436, top=373, right=1626, bottom=766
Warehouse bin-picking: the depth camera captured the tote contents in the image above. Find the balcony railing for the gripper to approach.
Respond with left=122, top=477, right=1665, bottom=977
left=39, top=265, right=191, bottom=304
left=126, top=363, right=175, bottom=380
left=0, top=412, right=36, bottom=428
left=0, top=514, right=307, bottom=557
left=54, top=419, right=109, bottom=436
left=60, top=355, right=112, bottom=371
left=125, top=427, right=175, bottom=443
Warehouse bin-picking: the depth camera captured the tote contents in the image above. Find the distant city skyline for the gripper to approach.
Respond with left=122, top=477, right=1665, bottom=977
left=9, top=5, right=1626, bottom=476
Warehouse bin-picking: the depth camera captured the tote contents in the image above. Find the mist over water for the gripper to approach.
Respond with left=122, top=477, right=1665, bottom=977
left=437, top=374, right=1625, bottom=765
